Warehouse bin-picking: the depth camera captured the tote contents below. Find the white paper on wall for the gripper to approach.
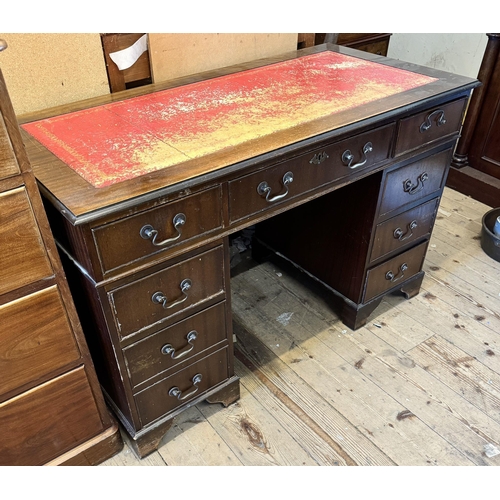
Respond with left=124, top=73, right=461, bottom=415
left=109, top=34, right=148, bottom=71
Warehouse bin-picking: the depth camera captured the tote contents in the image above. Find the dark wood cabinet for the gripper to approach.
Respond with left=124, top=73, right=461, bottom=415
left=313, top=34, right=391, bottom=56
left=0, top=40, right=123, bottom=466
left=448, top=33, right=500, bottom=207
left=19, top=44, right=477, bottom=459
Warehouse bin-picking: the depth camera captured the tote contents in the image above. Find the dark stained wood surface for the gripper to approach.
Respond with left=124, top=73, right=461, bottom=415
left=108, top=244, right=226, bottom=340
left=378, top=148, right=452, bottom=217
left=447, top=165, right=500, bottom=208
left=363, top=240, right=428, bottom=302
left=228, top=123, right=395, bottom=224
left=134, top=346, right=230, bottom=425
left=123, top=302, right=228, bottom=389
left=370, top=197, right=439, bottom=263
left=92, top=185, right=223, bottom=276
left=394, top=98, right=467, bottom=156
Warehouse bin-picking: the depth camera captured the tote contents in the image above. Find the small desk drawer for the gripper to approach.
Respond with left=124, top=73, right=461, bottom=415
left=378, top=148, right=451, bottom=217
left=123, top=302, right=228, bottom=389
left=394, top=98, right=466, bottom=156
left=108, top=245, right=226, bottom=339
left=370, top=198, right=439, bottom=263
left=135, top=346, right=229, bottom=426
left=0, top=187, right=53, bottom=295
left=92, top=186, right=223, bottom=275
left=0, top=286, right=81, bottom=397
left=364, top=241, right=428, bottom=302
left=229, top=123, right=395, bottom=223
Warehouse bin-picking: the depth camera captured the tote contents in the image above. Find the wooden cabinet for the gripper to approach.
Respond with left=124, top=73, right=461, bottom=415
left=0, top=40, right=123, bottom=466
left=448, top=33, right=500, bottom=207
left=312, top=34, right=392, bottom=56
left=19, top=45, right=477, bottom=459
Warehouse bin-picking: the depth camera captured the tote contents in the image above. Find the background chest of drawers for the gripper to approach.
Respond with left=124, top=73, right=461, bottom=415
left=0, top=45, right=122, bottom=466
left=21, top=45, right=478, bottom=459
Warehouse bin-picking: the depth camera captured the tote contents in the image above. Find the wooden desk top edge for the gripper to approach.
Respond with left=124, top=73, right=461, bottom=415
left=20, top=44, right=478, bottom=225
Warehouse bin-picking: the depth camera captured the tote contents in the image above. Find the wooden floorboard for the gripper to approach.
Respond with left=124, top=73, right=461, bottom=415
left=101, top=187, right=500, bottom=466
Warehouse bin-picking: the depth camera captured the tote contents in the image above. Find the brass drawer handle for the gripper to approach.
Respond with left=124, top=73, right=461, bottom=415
left=393, top=220, right=418, bottom=241
left=342, top=142, right=373, bottom=169
left=403, top=172, right=428, bottom=195
left=161, top=330, right=198, bottom=359
left=169, top=373, right=202, bottom=401
left=420, top=109, right=447, bottom=133
left=152, top=278, right=192, bottom=309
left=385, top=263, right=408, bottom=283
left=257, top=171, right=294, bottom=203
left=140, top=213, right=186, bottom=246
left=309, top=151, right=329, bottom=165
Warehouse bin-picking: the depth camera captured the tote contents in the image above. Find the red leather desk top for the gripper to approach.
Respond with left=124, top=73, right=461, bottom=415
left=22, top=51, right=436, bottom=188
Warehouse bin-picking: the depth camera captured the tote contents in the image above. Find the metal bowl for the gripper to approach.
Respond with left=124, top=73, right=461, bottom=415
left=481, top=207, right=500, bottom=262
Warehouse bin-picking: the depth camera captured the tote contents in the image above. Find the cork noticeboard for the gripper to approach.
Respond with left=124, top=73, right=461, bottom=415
left=148, top=33, right=298, bottom=83
left=0, top=33, right=110, bottom=116
left=1, top=33, right=298, bottom=116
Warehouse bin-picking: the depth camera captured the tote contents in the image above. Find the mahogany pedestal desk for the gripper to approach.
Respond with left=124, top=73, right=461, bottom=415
left=20, top=45, right=478, bottom=458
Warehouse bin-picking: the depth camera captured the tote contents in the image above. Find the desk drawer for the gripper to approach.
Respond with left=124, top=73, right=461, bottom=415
left=229, top=123, right=395, bottom=223
left=0, top=367, right=104, bottom=466
left=108, top=245, right=226, bottom=339
left=370, top=198, right=439, bottom=263
left=92, top=186, right=223, bottom=275
left=0, top=187, right=53, bottom=295
left=378, top=148, right=451, bottom=217
left=135, top=346, right=229, bottom=426
left=394, top=98, right=466, bottom=156
left=0, top=286, right=81, bottom=398
left=123, top=302, right=227, bottom=389
left=364, top=241, right=428, bottom=302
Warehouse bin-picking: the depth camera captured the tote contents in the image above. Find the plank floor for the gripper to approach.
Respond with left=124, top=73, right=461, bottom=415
left=101, top=187, right=500, bottom=467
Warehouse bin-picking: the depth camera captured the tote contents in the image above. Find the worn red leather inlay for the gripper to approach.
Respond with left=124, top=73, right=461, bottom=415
left=22, top=51, right=437, bottom=188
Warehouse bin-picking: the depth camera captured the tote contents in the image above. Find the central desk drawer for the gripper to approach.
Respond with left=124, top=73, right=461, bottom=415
left=229, top=123, right=395, bottom=223
left=92, top=186, right=223, bottom=275
left=123, top=302, right=227, bottom=389
left=135, top=346, right=229, bottom=426
left=363, top=241, right=428, bottom=302
left=108, top=245, right=226, bottom=339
